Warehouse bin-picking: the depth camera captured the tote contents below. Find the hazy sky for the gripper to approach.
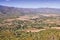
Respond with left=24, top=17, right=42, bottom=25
left=0, top=0, right=60, bottom=8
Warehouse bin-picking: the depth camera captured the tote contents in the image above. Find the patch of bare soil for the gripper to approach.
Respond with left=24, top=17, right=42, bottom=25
left=22, top=27, right=60, bottom=32
left=4, top=16, right=30, bottom=22
left=22, top=28, right=46, bottom=32
left=51, top=27, right=60, bottom=29
left=16, top=16, right=30, bottom=20
left=4, top=19, right=15, bottom=22
left=40, top=14, right=59, bottom=17
left=4, top=15, right=39, bottom=22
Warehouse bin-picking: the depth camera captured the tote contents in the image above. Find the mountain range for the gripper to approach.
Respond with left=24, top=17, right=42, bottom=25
left=0, top=5, right=60, bottom=18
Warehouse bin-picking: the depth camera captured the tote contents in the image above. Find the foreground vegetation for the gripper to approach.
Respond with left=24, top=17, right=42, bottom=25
left=0, top=29, right=60, bottom=40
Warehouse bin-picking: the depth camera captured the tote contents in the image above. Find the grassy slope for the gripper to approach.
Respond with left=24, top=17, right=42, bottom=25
left=0, top=29, right=60, bottom=40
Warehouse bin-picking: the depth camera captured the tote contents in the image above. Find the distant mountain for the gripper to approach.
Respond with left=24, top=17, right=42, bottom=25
left=0, top=5, right=60, bottom=18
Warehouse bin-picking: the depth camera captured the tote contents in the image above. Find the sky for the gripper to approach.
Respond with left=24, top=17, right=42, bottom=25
left=0, top=0, right=60, bottom=8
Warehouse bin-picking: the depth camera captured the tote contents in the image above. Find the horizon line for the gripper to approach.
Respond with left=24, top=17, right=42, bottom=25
left=0, top=5, right=60, bottom=9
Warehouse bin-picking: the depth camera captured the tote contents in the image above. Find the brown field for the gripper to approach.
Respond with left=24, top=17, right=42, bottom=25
left=4, top=15, right=39, bottom=22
